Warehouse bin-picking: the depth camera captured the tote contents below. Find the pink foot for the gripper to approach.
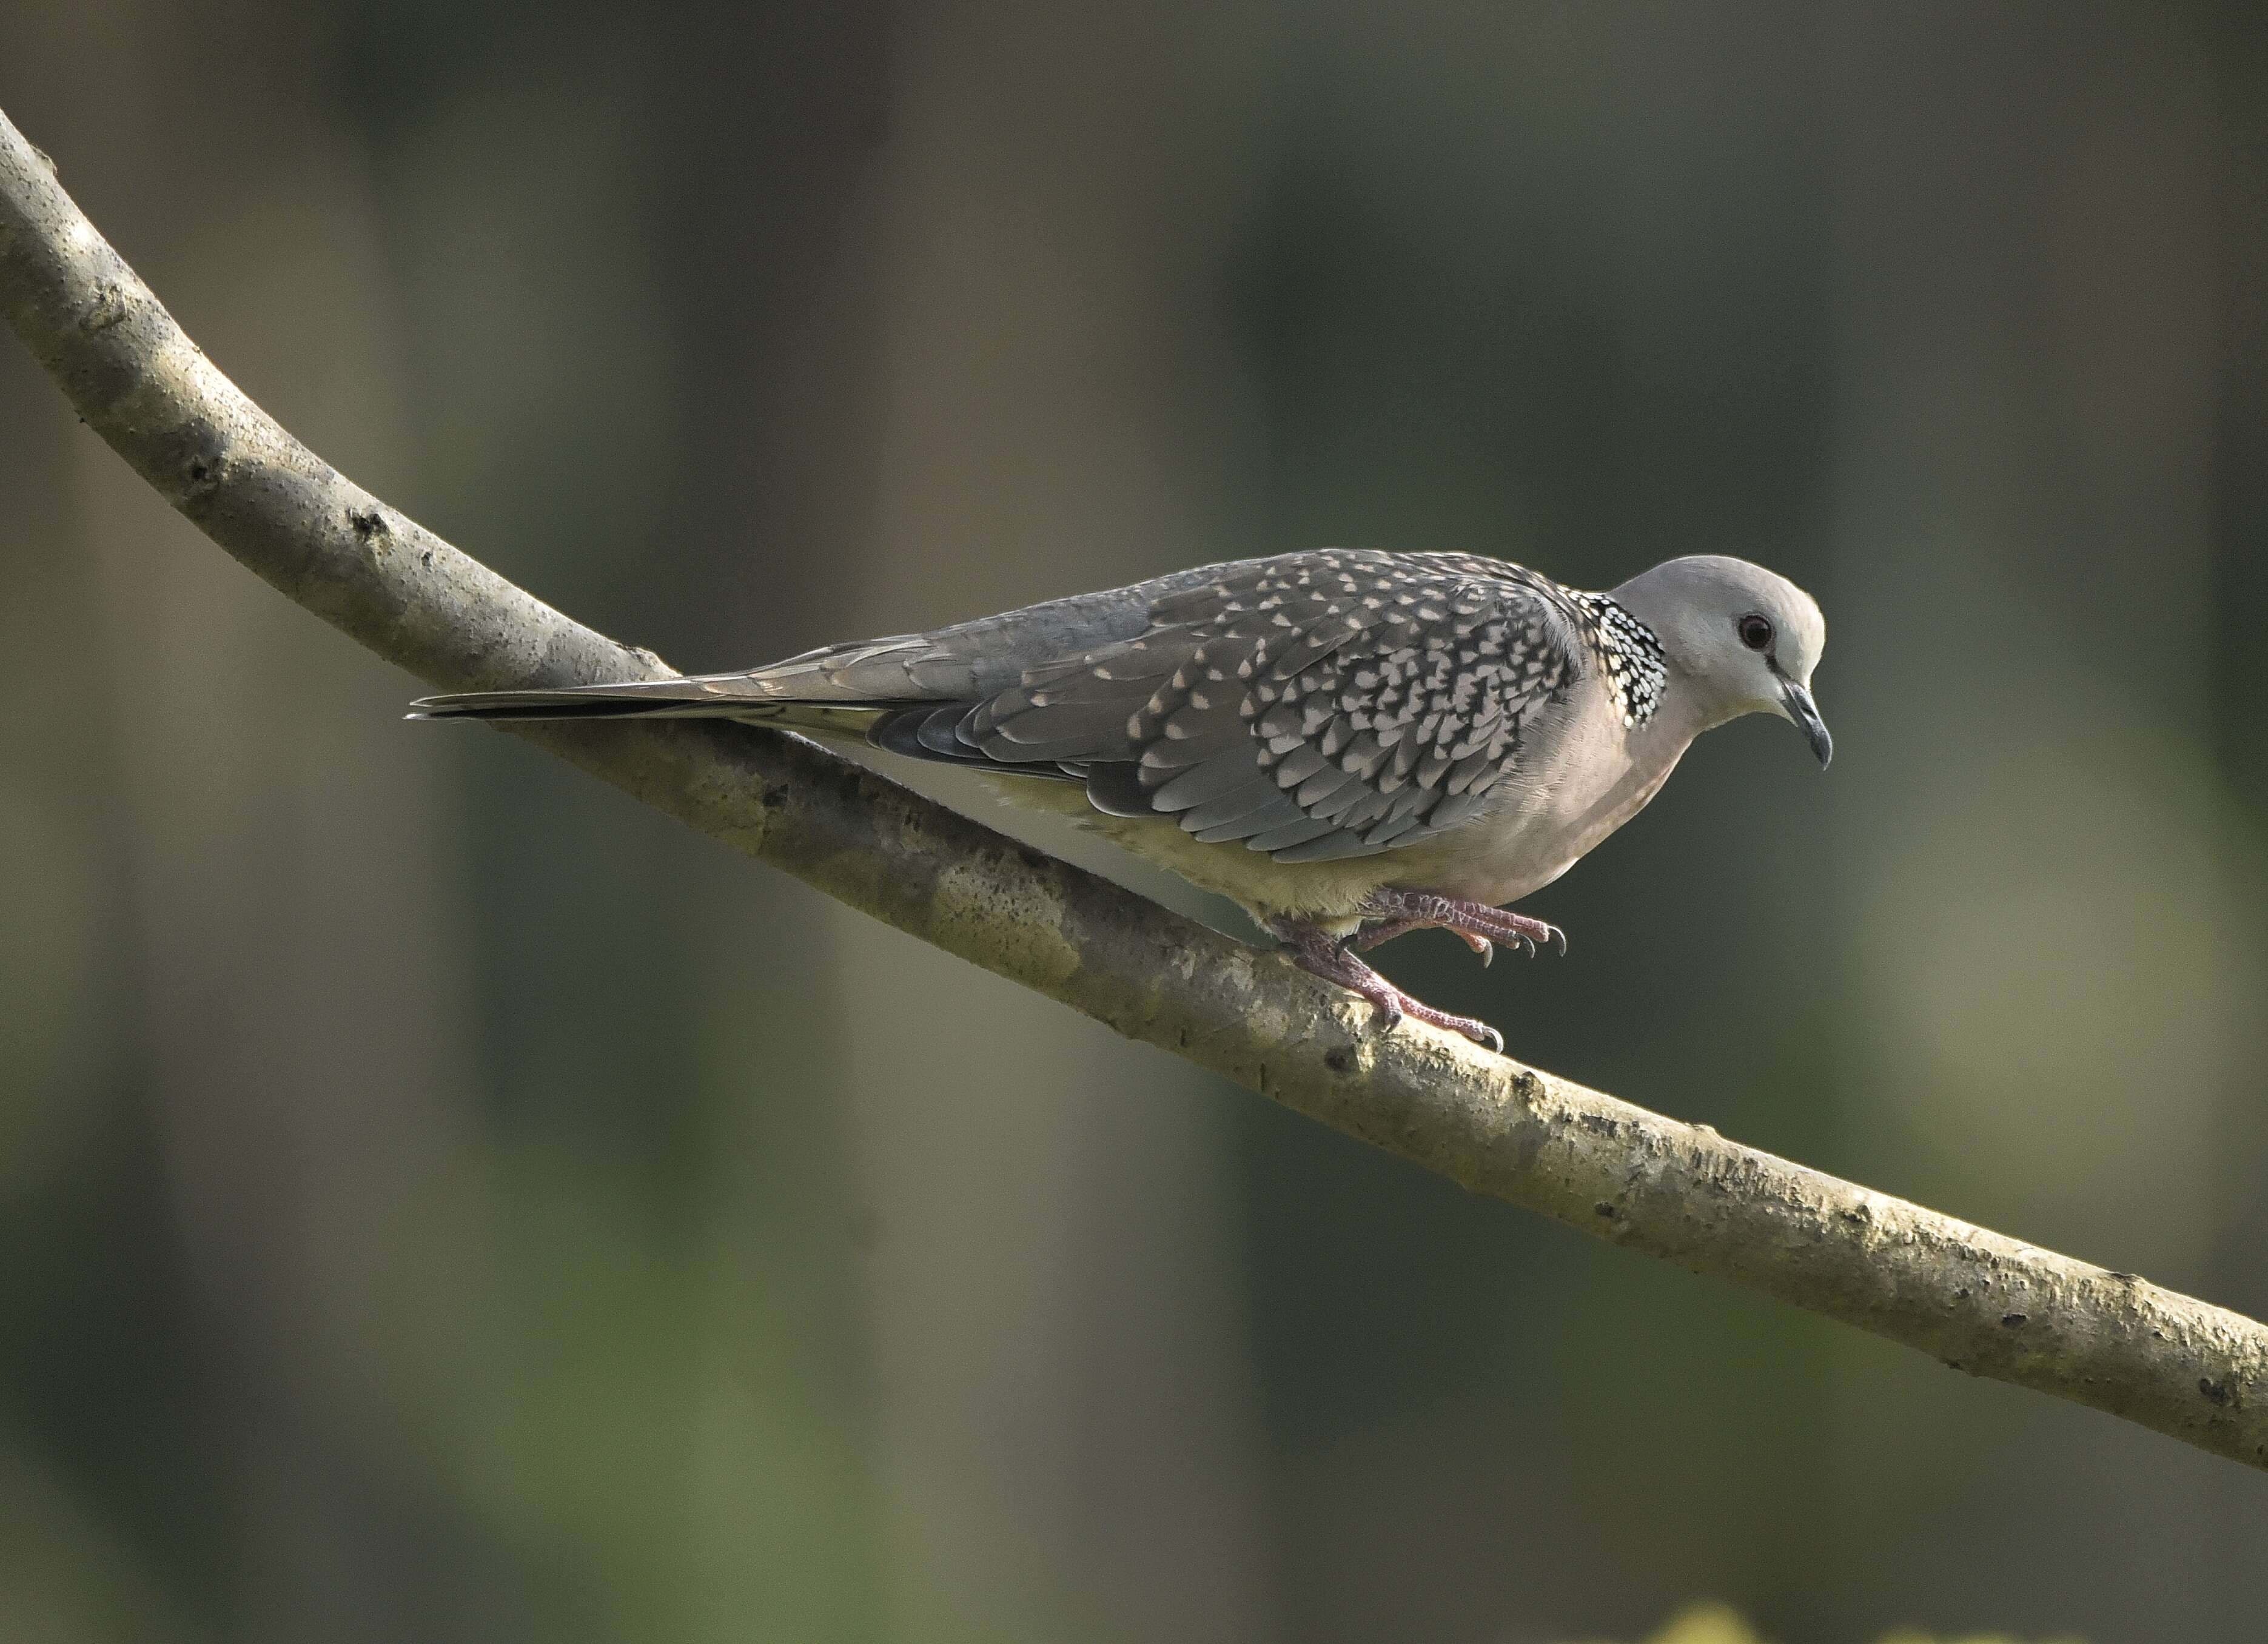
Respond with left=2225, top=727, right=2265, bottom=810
left=1350, top=890, right=1566, bottom=966
left=1269, top=918, right=1504, bottom=1053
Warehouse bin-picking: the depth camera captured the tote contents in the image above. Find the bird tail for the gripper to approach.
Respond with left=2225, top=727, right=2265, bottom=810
left=411, top=580, right=1179, bottom=728
left=406, top=638, right=961, bottom=729
left=409, top=683, right=738, bottom=722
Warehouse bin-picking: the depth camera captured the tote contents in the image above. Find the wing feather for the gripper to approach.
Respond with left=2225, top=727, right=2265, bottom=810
left=958, top=552, right=1585, bottom=861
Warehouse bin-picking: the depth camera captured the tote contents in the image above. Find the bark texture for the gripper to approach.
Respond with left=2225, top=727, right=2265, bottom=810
left=6, top=105, right=2266, bottom=1472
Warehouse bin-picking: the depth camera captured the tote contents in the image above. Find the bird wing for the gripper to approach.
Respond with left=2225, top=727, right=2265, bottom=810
left=965, top=551, right=1585, bottom=862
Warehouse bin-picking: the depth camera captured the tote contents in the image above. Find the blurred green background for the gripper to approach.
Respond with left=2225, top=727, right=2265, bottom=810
left=3, top=2, right=2265, bottom=1640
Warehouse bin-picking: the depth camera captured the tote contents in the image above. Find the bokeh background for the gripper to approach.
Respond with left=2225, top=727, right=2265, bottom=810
left=3, top=2, right=2265, bottom=1640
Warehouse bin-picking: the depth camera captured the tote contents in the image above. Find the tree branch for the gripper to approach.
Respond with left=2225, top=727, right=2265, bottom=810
left=6, top=104, right=2264, bottom=1473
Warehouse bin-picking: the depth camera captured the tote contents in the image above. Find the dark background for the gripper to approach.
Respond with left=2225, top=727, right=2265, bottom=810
left=3, top=3, right=2264, bottom=1640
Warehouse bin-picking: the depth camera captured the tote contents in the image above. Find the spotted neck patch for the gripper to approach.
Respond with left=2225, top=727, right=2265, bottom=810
left=1570, top=592, right=1666, bottom=728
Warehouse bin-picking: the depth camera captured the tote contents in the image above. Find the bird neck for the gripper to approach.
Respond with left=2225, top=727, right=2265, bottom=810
left=1566, top=590, right=1668, bottom=730
left=1598, top=575, right=1753, bottom=734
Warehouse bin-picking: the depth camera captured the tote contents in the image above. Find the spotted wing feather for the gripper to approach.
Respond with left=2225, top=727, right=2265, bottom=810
left=975, top=551, right=1583, bottom=862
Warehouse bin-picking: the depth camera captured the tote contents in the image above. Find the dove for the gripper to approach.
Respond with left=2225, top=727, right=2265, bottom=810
left=412, top=551, right=1828, bottom=1050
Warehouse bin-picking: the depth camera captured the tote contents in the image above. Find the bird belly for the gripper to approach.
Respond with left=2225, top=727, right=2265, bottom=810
left=1437, top=733, right=1688, bottom=905
left=976, top=776, right=1406, bottom=929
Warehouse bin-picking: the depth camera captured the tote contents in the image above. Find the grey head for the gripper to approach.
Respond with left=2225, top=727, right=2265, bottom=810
left=1609, top=555, right=1831, bottom=767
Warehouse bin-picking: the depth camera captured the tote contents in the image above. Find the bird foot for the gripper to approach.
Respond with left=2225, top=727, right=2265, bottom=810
left=1350, top=890, right=1566, bottom=965
left=1268, top=918, right=1504, bottom=1053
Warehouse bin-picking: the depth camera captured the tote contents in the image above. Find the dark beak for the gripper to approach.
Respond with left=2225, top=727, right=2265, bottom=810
left=1780, top=680, right=1833, bottom=768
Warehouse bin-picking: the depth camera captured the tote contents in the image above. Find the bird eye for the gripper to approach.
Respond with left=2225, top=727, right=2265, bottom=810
left=1737, top=614, right=1774, bottom=653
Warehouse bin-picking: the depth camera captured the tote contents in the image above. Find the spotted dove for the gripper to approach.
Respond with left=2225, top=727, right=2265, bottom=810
left=412, top=551, right=1830, bottom=1050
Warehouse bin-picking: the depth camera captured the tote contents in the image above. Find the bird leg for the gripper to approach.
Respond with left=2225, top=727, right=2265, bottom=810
left=1267, top=917, right=1504, bottom=1053
left=1350, top=890, right=1566, bottom=966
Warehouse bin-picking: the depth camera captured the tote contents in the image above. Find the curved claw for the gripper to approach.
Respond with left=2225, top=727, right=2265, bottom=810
left=1446, top=1016, right=1503, bottom=1052
left=1390, top=1000, right=1500, bottom=1052
left=1498, top=918, right=1562, bottom=956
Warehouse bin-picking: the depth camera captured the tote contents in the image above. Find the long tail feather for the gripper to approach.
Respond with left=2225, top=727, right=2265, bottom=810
left=406, top=675, right=889, bottom=723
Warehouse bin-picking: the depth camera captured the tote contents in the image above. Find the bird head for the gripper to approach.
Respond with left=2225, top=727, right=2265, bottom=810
left=1610, top=555, right=1831, bottom=767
